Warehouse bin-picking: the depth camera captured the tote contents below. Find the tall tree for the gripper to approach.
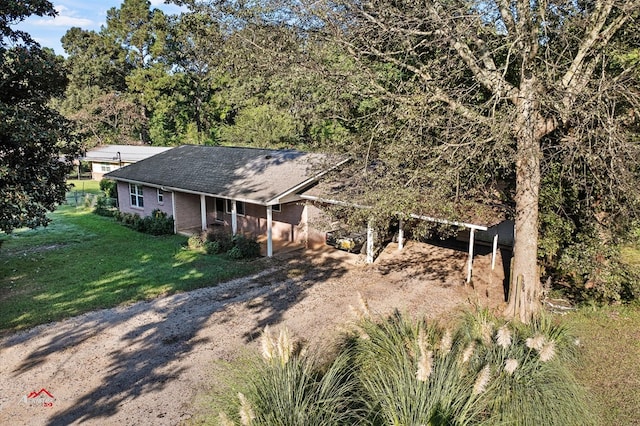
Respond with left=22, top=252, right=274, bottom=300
left=313, top=0, right=640, bottom=321
left=1, top=1, right=78, bottom=234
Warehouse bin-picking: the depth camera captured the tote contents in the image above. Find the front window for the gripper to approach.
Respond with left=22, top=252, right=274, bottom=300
left=100, top=163, right=111, bottom=172
left=226, top=200, right=245, bottom=216
left=157, top=189, right=164, bottom=203
left=130, top=184, right=144, bottom=208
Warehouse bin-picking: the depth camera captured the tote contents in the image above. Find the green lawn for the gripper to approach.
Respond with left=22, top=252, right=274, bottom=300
left=567, top=305, right=640, bottom=425
left=0, top=181, right=262, bottom=334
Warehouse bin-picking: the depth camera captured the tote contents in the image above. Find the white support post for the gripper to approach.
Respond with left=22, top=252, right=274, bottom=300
left=171, top=192, right=177, bottom=234
left=200, top=194, right=207, bottom=231
left=398, top=219, right=404, bottom=251
left=466, top=228, right=476, bottom=284
left=266, top=205, right=273, bottom=257
left=231, top=200, right=238, bottom=235
left=491, top=234, right=499, bottom=270
left=366, top=220, right=374, bottom=264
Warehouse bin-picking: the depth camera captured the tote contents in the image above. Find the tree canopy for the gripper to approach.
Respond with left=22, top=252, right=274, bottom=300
left=0, top=0, right=79, bottom=234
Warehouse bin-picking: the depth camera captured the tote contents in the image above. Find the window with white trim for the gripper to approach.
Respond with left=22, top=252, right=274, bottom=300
left=226, top=200, right=245, bottom=216
left=100, top=163, right=111, bottom=172
left=157, top=188, right=164, bottom=203
left=272, top=204, right=281, bottom=212
left=130, top=183, right=144, bottom=208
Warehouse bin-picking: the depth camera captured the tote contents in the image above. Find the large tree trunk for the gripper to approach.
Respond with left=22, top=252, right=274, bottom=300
left=504, top=76, right=543, bottom=322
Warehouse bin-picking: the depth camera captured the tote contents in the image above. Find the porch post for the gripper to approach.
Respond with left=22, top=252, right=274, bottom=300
left=231, top=200, right=238, bottom=235
left=491, top=234, right=499, bottom=270
left=466, top=228, right=476, bottom=284
left=366, top=219, right=374, bottom=264
left=171, top=192, right=177, bottom=234
left=200, top=194, right=207, bottom=231
left=266, top=205, right=273, bottom=257
left=398, top=218, right=404, bottom=251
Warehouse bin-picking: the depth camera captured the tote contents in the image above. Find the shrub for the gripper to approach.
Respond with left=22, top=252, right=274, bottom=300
left=114, top=209, right=174, bottom=236
left=187, top=235, right=205, bottom=250
left=557, top=235, right=640, bottom=303
left=200, top=230, right=260, bottom=259
left=229, top=234, right=261, bottom=259
left=99, top=178, right=117, bottom=198
left=220, top=327, right=359, bottom=426
left=219, top=308, right=597, bottom=426
left=94, top=196, right=116, bottom=217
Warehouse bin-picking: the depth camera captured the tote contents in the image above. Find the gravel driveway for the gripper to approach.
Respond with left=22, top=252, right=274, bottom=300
left=0, top=242, right=505, bottom=425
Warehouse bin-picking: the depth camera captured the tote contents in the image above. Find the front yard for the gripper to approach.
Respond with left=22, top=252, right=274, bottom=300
left=0, top=180, right=261, bottom=334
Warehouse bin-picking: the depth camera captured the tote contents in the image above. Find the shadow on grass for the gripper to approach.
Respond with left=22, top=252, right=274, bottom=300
left=1, top=248, right=350, bottom=425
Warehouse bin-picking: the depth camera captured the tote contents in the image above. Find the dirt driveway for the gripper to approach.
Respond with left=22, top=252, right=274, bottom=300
left=0, top=241, right=506, bottom=425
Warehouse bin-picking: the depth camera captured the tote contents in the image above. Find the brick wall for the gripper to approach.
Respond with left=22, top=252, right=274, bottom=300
left=116, top=182, right=173, bottom=218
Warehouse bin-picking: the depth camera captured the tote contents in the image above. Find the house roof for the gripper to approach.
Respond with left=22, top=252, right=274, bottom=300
left=83, top=145, right=172, bottom=163
left=105, top=145, right=347, bottom=205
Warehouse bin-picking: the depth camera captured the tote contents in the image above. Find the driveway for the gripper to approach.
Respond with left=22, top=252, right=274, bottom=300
left=0, top=241, right=505, bottom=425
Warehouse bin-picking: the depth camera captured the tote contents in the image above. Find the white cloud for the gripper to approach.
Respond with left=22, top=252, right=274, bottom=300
left=34, top=15, right=95, bottom=27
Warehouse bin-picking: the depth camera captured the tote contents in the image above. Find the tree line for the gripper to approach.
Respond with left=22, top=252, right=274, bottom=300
left=1, top=0, right=639, bottom=320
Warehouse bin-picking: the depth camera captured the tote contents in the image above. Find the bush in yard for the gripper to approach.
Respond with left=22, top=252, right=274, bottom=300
left=200, top=230, right=260, bottom=259
left=99, top=178, right=117, bottom=198
left=94, top=196, right=116, bottom=217
left=229, top=234, right=260, bottom=259
left=218, top=307, right=596, bottom=425
left=218, top=327, right=359, bottom=426
left=205, top=229, right=235, bottom=254
left=114, top=210, right=174, bottom=236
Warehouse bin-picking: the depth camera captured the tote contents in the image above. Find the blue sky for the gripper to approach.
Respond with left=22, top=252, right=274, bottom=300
left=14, top=0, right=186, bottom=56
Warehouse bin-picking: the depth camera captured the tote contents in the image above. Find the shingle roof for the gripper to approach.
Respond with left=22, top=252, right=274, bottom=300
left=105, top=145, right=346, bottom=205
left=83, top=145, right=172, bottom=163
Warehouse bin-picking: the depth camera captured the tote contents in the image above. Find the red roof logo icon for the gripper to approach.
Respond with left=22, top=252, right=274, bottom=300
left=27, top=389, right=54, bottom=399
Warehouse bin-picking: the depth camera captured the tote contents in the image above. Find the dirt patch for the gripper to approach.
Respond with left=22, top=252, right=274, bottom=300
left=0, top=241, right=506, bottom=425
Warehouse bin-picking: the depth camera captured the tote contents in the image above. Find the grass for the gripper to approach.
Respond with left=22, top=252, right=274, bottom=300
left=0, top=180, right=262, bottom=334
left=566, top=304, right=640, bottom=425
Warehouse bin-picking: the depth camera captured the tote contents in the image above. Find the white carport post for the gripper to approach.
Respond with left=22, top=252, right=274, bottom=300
left=200, top=194, right=207, bottom=231
left=491, top=234, right=499, bottom=270
left=398, top=218, right=404, bottom=251
left=266, top=205, right=273, bottom=257
left=366, top=219, right=374, bottom=264
left=231, top=200, right=238, bottom=235
left=466, top=228, right=476, bottom=284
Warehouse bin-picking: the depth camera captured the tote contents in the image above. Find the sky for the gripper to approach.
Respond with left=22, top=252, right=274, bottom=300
left=14, top=0, right=187, bottom=56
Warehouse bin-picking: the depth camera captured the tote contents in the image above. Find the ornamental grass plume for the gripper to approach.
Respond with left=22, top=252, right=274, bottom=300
left=218, top=412, right=235, bottom=426
left=276, top=328, right=292, bottom=365
left=539, top=340, right=556, bottom=362
left=261, top=325, right=276, bottom=362
left=439, top=329, right=452, bottom=355
left=462, top=341, right=476, bottom=364
left=480, top=321, right=494, bottom=346
left=238, top=392, right=255, bottom=426
left=416, top=330, right=433, bottom=381
left=525, top=334, right=546, bottom=351
left=504, top=358, right=519, bottom=375
left=496, top=325, right=512, bottom=349
left=473, top=364, right=491, bottom=395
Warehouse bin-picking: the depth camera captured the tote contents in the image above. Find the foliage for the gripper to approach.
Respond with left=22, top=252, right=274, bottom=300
left=94, top=195, right=117, bottom=217
left=1, top=3, right=80, bottom=233
left=220, top=327, right=359, bottom=426
left=219, top=309, right=596, bottom=425
left=556, top=235, right=640, bottom=303
left=113, top=209, right=174, bottom=235
left=99, top=178, right=117, bottom=198
left=190, top=230, right=261, bottom=259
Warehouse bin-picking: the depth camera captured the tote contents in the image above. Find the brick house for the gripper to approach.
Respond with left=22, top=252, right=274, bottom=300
left=105, top=145, right=348, bottom=257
